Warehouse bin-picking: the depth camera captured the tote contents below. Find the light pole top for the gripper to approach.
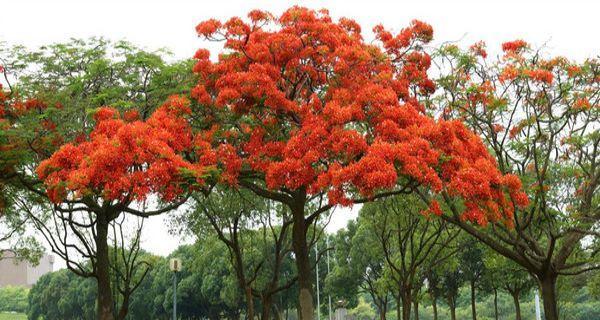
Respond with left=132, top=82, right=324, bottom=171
left=169, top=258, right=182, bottom=272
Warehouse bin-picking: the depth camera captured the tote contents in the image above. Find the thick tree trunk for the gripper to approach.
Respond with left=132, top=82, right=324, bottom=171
left=291, top=204, right=314, bottom=320
left=493, top=289, right=498, bottom=320
left=96, top=218, right=115, bottom=320
left=539, top=275, right=559, bottom=320
left=413, top=300, right=419, bottom=320
left=511, top=292, right=521, bottom=320
left=470, top=280, right=477, bottom=320
left=431, top=296, right=438, bottom=320
left=246, top=287, right=255, bottom=320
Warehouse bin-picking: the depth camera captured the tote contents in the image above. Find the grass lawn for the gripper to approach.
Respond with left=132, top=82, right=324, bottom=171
left=0, top=313, right=26, bottom=320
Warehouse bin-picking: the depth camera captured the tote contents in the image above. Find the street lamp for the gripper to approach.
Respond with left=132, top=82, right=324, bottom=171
left=169, top=258, right=182, bottom=320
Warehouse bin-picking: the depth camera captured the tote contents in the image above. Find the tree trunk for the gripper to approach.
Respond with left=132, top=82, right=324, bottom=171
left=431, top=296, right=438, bottom=320
left=292, top=203, right=314, bottom=320
left=116, top=293, right=130, bottom=320
left=493, top=288, right=498, bottom=320
left=378, top=302, right=387, bottom=320
left=246, top=287, right=255, bottom=320
left=447, top=296, right=456, bottom=320
left=511, top=291, right=521, bottom=320
left=261, top=295, right=272, bottom=320
left=413, top=300, right=419, bottom=320
left=401, top=295, right=411, bottom=320
left=396, top=296, right=401, bottom=320
left=272, top=302, right=282, bottom=320
left=470, top=280, right=477, bottom=320
left=539, top=275, right=559, bottom=320
left=96, top=217, right=115, bottom=320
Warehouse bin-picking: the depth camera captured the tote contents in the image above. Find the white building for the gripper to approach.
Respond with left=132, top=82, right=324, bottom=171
left=0, top=252, right=54, bottom=288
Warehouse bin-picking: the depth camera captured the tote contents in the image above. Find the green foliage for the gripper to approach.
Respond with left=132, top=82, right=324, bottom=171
left=348, top=297, right=376, bottom=320
left=0, top=287, right=28, bottom=313
left=27, top=269, right=96, bottom=320
left=0, top=313, right=27, bottom=320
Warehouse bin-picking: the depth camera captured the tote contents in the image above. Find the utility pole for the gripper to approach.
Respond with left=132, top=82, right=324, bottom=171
left=170, top=258, right=182, bottom=320
left=315, top=242, right=320, bottom=320
left=326, top=235, right=332, bottom=320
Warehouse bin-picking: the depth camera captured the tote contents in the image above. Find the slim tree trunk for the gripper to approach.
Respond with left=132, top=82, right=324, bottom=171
left=413, top=300, right=419, bottom=320
left=493, top=288, right=498, bottom=320
left=246, top=287, right=255, bottom=320
left=96, top=217, right=115, bottom=320
left=401, top=295, right=411, bottom=320
left=539, top=275, right=559, bottom=320
left=470, top=280, right=477, bottom=320
left=273, top=303, right=282, bottom=320
left=511, top=292, right=521, bottom=320
left=431, top=296, right=438, bottom=320
left=396, top=296, right=401, bottom=320
left=378, top=302, right=387, bottom=320
left=447, top=296, right=456, bottom=320
left=261, top=295, right=272, bottom=320
left=116, top=293, right=130, bottom=320
left=292, top=203, right=314, bottom=320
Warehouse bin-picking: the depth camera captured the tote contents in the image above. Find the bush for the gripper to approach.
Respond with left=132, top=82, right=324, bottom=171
left=0, top=286, right=29, bottom=313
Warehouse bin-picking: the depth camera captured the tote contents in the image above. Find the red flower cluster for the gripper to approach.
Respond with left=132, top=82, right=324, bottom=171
left=189, top=7, right=528, bottom=225
left=524, top=69, right=554, bottom=84
left=501, top=40, right=528, bottom=53
left=37, top=96, right=209, bottom=203
left=470, top=41, right=488, bottom=58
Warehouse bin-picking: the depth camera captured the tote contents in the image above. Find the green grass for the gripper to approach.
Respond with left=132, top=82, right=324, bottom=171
left=0, top=313, right=27, bottom=320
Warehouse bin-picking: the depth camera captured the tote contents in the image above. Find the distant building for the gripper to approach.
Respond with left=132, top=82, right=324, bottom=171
left=0, top=252, right=54, bottom=288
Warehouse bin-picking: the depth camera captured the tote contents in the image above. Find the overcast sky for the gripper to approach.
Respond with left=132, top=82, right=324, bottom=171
left=2, top=0, right=598, bottom=266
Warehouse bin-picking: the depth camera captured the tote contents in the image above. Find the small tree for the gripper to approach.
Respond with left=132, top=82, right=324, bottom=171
left=361, top=195, right=460, bottom=320
left=178, top=189, right=298, bottom=320
left=35, top=97, right=208, bottom=320
left=434, top=40, right=600, bottom=320
left=458, top=236, right=486, bottom=320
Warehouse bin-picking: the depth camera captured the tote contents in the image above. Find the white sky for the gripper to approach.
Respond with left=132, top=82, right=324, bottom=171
left=2, top=0, right=599, bottom=266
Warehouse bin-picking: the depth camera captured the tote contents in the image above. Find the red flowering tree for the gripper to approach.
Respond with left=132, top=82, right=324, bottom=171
left=190, top=7, right=527, bottom=318
left=35, top=96, right=209, bottom=320
left=434, top=40, right=600, bottom=320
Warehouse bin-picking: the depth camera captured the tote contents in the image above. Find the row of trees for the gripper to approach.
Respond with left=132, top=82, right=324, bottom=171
left=22, top=204, right=600, bottom=319
left=325, top=195, right=537, bottom=320
left=0, top=6, right=598, bottom=320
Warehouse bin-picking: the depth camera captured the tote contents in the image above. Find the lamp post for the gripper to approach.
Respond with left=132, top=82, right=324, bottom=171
left=170, top=258, right=182, bottom=320
left=315, top=242, right=320, bottom=320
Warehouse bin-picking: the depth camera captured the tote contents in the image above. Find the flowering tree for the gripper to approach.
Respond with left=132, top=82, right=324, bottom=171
left=434, top=40, right=600, bottom=320
left=0, top=40, right=202, bottom=320
left=190, top=7, right=527, bottom=318
left=35, top=96, right=208, bottom=320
